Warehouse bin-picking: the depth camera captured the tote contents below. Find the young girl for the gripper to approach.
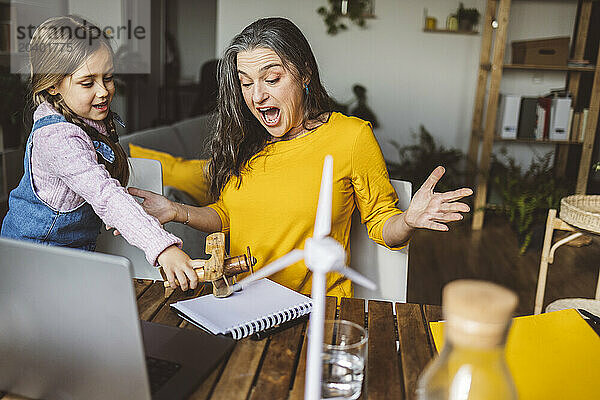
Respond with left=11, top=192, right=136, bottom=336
left=1, top=16, right=198, bottom=291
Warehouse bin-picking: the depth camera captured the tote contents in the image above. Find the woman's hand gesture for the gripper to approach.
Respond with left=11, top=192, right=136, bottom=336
left=106, top=188, right=178, bottom=236
left=403, top=166, right=473, bottom=231
left=128, top=187, right=177, bottom=224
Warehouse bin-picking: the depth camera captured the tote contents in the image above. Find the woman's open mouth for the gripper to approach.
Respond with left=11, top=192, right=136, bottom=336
left=92, top=101, right=109, bottom=112
left=257, top=107, right=280, bottom=127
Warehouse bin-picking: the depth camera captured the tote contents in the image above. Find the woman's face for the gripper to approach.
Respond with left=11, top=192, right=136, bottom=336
left=237, top=47, right=305, bottom=138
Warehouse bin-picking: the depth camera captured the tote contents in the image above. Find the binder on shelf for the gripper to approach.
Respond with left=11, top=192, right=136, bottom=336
left=497, top=94, right=522, bottom=139
left=566, top=108, right=574, bottom=141
left=535, top=103, right=545, bottom=140
left=517, top=97, right=538, bottom=139
left=536, top=98, right=552, bottom=139
left=549, top=97, right=572, bottom=141
left=570, top=112, right=581, bottom=142
left=580, top=108, right=590, bottom=142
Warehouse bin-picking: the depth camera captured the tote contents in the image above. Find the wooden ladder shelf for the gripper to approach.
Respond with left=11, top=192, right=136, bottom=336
left=469, top=0, right=600, bottom=230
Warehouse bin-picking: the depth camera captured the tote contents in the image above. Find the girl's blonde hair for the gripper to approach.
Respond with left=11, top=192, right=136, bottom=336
left=29, top=15, right=128, bottom=186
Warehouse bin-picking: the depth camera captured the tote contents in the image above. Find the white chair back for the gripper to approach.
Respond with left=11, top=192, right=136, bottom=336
left=95, top=158, right=164, bottom=281
left=350, top=179, right=411, bottom=302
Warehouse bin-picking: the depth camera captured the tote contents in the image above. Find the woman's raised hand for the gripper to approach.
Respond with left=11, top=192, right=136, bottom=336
left=403, top=166, right=473, bottom=231
left=128, top=187, right=177, bottom=224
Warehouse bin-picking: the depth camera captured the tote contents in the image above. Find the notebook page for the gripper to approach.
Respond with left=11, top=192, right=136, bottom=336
left=172, top=279, right=311, bottom=336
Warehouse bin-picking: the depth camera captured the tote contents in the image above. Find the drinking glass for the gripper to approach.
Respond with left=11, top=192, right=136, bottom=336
left=321, top=319, right=368, bottom=400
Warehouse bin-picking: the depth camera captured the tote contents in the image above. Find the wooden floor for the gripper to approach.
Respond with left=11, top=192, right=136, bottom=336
left=408, top=215, right=600, bottom=316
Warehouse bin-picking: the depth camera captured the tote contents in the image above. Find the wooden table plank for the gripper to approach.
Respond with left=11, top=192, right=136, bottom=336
left=134, top=279, right=153, bottom=298
left=209, top=338, right=268, bottom=400
left=188, top=359, right=228, bottom=400
left=367, top=300, right=404, bottom=400
left=248, top=321, right=305, bottom=400
left=137, top=281, right=174, bottom=321
left=396, top=303, right=434, bottom=400
left=289, top=296, right=337, bottom=400
left=423, top=305, right=443, bottom=355
left=340, top=297, right=366, bottom=400
left=339, top=297, right=365, bottom=327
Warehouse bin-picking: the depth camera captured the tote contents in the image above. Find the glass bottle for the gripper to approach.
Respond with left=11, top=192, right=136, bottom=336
left=416, top=280, right=518, bottom=400
left=446, top=15, right=458, bottom=31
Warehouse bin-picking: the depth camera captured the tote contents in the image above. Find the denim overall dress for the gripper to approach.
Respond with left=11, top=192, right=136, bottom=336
left=1, top=114, right=116, bottom=251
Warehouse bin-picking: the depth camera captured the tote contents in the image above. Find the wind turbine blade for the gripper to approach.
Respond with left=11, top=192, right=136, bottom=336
left=335, top=265, right=377, bottom=290
left=231, top=249, right=304, bottom=292
left=313, top=155, right=333, bottom=239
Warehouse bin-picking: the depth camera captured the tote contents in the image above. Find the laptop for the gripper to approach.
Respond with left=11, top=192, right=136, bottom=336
left=0, top=237, right=234, bottom=400
left=96, top=157, right=165, bottom=281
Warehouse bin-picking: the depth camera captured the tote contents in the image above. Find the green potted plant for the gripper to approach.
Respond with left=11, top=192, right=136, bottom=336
left=489, top=149, right=570, bottom=254
left=457, top=3, right=480, bottom=32
left=317, top=0, right=371, bottom=35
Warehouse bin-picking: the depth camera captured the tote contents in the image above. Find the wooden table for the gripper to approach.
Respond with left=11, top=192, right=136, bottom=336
left=1, top=280, right=442, bottom=400
left=138, top=280, right=441, bottom=400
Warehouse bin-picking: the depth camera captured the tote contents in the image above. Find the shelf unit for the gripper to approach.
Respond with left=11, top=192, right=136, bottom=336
left=503, top=63, right=596, bottom=72
left=495, top=137, right=583, bottom=145
left=423, top=28, right=479, bottom=35
left=468, top=0, right=600, bottom=230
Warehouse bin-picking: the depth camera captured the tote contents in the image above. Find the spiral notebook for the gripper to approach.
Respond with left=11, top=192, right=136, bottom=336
left=171, top=279, right=312, bottom=340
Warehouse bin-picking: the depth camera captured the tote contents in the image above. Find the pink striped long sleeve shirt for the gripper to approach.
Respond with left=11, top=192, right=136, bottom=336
left=30, top=102, right=181, bottom=265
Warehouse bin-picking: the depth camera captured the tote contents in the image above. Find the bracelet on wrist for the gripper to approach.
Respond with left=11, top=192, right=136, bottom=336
left=180, top=203, right=190, bottom=225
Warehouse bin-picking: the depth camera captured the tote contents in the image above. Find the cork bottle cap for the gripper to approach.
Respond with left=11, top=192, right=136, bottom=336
left=443, top=280, right=518, bottom=348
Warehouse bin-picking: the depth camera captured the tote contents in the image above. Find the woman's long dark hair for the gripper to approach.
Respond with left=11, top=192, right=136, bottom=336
left=208, top=17, right=332, bottom=199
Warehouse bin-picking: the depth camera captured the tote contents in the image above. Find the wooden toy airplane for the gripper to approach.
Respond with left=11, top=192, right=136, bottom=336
left=161, top=232, right=256, bottom=298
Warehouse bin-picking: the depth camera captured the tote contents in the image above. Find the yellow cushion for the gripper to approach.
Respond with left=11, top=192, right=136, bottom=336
left=129, top=143, right=211, bottom=206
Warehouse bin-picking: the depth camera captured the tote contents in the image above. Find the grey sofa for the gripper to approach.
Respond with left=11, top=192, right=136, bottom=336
left=119, top=114, right=215, bottom=258
left=120, top=114, right=214, bottom=160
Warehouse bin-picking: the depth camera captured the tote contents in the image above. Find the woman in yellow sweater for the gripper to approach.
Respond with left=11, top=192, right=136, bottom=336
left=131, top=18, right=472, bottom=296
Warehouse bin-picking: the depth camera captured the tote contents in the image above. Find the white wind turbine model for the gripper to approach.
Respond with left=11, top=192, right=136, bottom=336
left=231, top=155, right=376, bottom=400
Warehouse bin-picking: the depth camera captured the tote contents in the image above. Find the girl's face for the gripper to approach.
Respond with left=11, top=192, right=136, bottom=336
left=237, top=47, right=306, bottom=139
left=51, top=46, right=115, bottom=121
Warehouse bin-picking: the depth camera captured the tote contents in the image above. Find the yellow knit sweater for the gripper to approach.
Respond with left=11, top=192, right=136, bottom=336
left=208, top=113, right=403, bottom=299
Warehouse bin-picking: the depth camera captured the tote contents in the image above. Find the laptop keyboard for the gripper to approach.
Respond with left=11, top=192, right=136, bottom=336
left=145, top=356, right=182, bottom=394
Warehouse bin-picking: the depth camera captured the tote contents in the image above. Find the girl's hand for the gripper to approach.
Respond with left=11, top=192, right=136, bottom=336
left=403, top=166, right=473, bottom=231
left=157, top=245, right=203, bottom=291
left=128, top=187, right=177, bottom=224
left=106, top=224, right=121, bottom=236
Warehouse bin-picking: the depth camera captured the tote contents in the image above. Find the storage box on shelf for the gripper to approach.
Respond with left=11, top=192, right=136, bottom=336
left=511, top=36, right=570, bottom=66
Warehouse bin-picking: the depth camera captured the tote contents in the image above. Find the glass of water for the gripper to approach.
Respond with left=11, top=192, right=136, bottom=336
left=321, top=319, right=368, bottom=400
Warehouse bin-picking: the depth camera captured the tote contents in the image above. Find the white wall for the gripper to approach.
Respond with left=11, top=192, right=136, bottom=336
left=216, top=0, right=578, bottom=167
